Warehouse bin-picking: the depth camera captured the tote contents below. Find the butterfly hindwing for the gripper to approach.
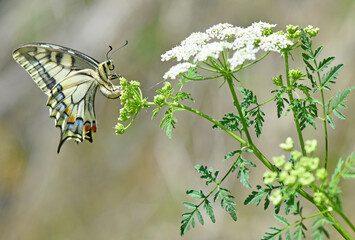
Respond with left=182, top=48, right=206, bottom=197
left=13, top=43, right=106, bottom=153
left=47, top=69, right=99, bottom=153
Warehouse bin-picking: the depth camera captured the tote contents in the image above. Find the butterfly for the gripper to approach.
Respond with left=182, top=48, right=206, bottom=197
left=12, top=42, right=126, bottom=153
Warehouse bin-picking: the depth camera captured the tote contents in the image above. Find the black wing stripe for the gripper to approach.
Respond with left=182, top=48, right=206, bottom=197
left=21, top=52, right=57, bottom=91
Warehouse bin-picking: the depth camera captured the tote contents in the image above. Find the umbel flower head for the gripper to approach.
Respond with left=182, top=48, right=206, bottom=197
left=162, top=22, right=296, bottom=79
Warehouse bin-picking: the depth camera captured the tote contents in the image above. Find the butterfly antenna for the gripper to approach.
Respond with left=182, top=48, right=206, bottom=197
left=106, top=45, right=113, bottom=59
left=107, top=40, right=128, bottom=59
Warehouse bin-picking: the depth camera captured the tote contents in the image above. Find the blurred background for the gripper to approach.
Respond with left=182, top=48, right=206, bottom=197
left=0, top=0, right=354, bottom=239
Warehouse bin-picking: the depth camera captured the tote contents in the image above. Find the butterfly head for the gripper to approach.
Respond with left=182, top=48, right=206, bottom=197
left=98, top=58, right=119, bottom=81
left=105, top=59, right=115, bottom=71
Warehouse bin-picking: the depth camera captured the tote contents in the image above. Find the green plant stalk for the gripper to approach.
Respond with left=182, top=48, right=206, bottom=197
left=314, top=59, right=329, bottom=168
left=280, top=208, right=332, bottom=233
left=313, top=185, right=355, bottom=232
left=221, top=70, right=352, bottom=238
left=160, top=101, right=276, bottom=172
left=153, top=100, right=353, bottom=239
left=224, top=73, right=277, bottom=172
left=162, top=102, right=247, bottom=145
left=318, top=207, right=354, bottom=239
left=284, top=51, right=306, bottom=156
left=232, top=51, right=270, bottom=73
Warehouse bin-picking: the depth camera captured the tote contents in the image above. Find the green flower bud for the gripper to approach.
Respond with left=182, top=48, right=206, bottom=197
left=262, top=27, right=274, bottom=36
left=284, top=175, right=297, bottom=186
left=270, top=190, right=283, bottom=206
left=272, top=75, right=283, bottom=87
left=288, top=69, right=304, bottom=83
left=291, top=151, right=302, bottom=161
left=316, top=168, right=328, bottom=181
left=309, top=157, right=320, bottom=171
left=286, top=25, right=301, bottom=39
left=120, top=77, right=128, bottom=87
left=286, top=25, right=299, bottom=35
left=154, top=94, right=166, bottom=106
left=118, top=107, right=129, bottom=122
left=120, top=92, right=128, bottom=104
left=279, top=171, right=289, bottom=182
left=272, top=155, right=286, bottom=168
left=313, top=192, right=325, bottom=206
left=130, top=80, right=140, bottom=88
left=304, top=26, right=319, bottom=37
left=291, top=166, right=305, bottom=177
left=299, top=157, right=311, bottom=168
left=293, top=30, right=301, bottom=38
left=115, top=123, right=125, bottom=135
left=284, top=162, right=293, bottom=171
left=162, top=81, right=172, bottom=92
left=263, top=171, right=278, bottom=184
left=280, top=137, right=294, bottom=151
left=298, top=172, right=315, bottom=186
left=305, top=139, right=317, bottom=154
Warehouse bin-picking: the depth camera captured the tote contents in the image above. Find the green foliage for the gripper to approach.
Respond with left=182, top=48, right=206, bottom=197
left=195, top=165, right=219, bottom=186
left=180, top=164, right=238, bottom=236
left=152, top=77, right=194, bottom=138
left=261, top=201, right=310, bottom=240
left=159, top=107, right=181, bottom=139
left=311, top=217, right=333, bottom=240
left=325, top=87, right=355, bottom=129
left=214, top=187, right=237, bottom=220
left=233, top=156, right=256, bottom=188
left=272, top=88, right=288, bottom=118
left=324, top=153, right=355, bottom=209
left=213, top=112, right=242, bottom=133
left=288, top=98, right=318, bottom=130
left=244, top=184, right=278, bottom=211
left=114, top=23, right=354, bottom=239
left=238, top=87, right=266, bottom=137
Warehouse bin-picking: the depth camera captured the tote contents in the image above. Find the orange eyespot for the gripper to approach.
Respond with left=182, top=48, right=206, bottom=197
left=84, top=123, right=91, bottom=132
left=68, top=115, right=75, bottom=124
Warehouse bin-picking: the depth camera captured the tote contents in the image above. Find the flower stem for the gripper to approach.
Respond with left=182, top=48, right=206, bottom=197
left=284, top=51, right=306, bottom=155
left=314, top=58, right=329, bottom=168
left=164, top=102, right=247, bottom=146
left=150, top=100, right=353, bottom=239
left=232, top=51, right=270, bottom=73
left=224, top=73, right=277, bottom=171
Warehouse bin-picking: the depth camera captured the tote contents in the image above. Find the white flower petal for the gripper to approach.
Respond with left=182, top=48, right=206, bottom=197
left=162, top=21, right=301, bottom=75
left=163, top=62, right=196, bottom=79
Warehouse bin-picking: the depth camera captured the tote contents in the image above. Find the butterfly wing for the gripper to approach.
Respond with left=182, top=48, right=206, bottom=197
left=13, top=43, right=101, bottom=153
left=13, top=43, right=99, bottom=95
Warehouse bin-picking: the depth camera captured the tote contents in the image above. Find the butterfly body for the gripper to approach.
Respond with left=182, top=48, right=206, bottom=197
left=13, top=43, right=122, bottom=153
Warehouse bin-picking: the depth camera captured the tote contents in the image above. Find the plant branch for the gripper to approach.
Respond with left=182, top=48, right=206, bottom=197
left=283, top=51, right=306, bottom=155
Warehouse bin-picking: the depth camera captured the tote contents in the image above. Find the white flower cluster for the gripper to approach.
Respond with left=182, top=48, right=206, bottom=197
left=162, top=22, right=294, bottom=79
left=163, top=62, right=196, bottom=79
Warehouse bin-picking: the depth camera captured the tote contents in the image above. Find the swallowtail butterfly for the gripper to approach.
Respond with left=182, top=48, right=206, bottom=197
left=13, top=43, right=125, bottom=153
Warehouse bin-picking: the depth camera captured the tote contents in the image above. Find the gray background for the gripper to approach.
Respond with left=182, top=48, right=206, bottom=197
left=0, top=0, right=354, bottom=239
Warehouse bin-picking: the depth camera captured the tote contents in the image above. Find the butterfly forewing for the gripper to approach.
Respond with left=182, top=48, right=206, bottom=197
left=12, top=43, right=110, bottom=153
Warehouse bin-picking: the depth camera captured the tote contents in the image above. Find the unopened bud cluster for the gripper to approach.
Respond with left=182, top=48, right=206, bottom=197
left=115, top=78, right=146, bottom=135
left=264, top=138, right=328, bottom=205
